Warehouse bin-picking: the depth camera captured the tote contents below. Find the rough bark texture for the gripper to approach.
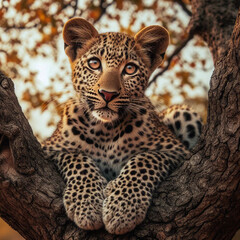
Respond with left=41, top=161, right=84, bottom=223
left=189, top=0, right=238, bottom=64
left=0, top=0, right=239, bottom=239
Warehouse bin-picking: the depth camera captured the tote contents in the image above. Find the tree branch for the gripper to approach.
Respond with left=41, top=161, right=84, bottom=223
left=71, top=0, right=79, bottom=17
left=188, top=0, right=238, bottom=63
left=148, top=33, right=193, bottom=87
left=93, top=0, right=114, bottom=24
left=174, top=0, right=192, bottom=16
left=3, top=23, right=39, bottom=32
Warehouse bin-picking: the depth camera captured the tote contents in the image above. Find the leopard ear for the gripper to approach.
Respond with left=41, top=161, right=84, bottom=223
left=135, top=25, right=169, bottom=72
left=63, top=18, right=99, bottom=62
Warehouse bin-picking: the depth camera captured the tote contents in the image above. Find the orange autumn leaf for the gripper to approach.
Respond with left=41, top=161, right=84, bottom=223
left=27, top=0, right=34, bottom=5
left=176, top=71, right=194, bottom=88
left=51, top=26, right=58, bottom=35
left=15, top=2, right=23, bottom=11
left=169, top=57, right=179, bottom=69
left=22, top=90, right=31, bottom=102
left=0, top=9, right=4, bottom=18
left=89, top=8, right=101, bottom=20
left=6, top=53, right=21, bottom=64
left=116, top=0, right=123, bottom=9
left=161, top=92, right=171, bottom=106
left=41, top=102, right=49, bottom=112
left=190, top=62, right=196, bottom=68
left=36, top=9, right=51, bottom=23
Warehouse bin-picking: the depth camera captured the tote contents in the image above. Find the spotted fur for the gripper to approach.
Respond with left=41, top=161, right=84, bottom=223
left=43, top=18, right=202, bottom=235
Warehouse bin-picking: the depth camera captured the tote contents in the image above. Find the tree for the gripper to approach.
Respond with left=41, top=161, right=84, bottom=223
left=0, top=0, right=239, bottom=239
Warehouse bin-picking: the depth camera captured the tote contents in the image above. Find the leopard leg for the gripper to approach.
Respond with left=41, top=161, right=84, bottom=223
left=102, top=150, right=185, bottom=235
left=56, top=151, right=107, bottom=230
left=159, top=104, right=202, bottom=149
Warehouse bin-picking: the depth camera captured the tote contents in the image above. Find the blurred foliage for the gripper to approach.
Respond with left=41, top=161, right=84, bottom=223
left=0, top=0, right=213, bottom=142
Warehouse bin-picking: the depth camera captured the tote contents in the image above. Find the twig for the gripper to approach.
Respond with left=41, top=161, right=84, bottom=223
left=148, top=33, right=194, bottom=88
left=3, top=23, right=39, bottom=32
left=0, top=49, right=7, bottom=54
left=175, top=0, right=192, bottom=16
left=72, top=0, right=79, bottom=17
left=93, top=0, right=114, bottom=24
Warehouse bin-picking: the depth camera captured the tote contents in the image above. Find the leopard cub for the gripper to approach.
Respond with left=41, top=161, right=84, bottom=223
left=43, top=18, right=202, bottom=235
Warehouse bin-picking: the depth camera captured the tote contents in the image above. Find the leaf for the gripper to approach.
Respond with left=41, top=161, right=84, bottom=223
left=169, top=56, right=179, bottom=69
left=116, top=0, right=123, bottom=9
left=51, top=26, right=58, bottom=35
left=0, top=9, right=4, bottom=19
left=22, top=90, right=31, bottom=102
left=201, top=59, right=206, bottom=66
left=27, top=0, right=34, bottom=5
left=36, top=9, right=51, bottom=23
left=161, top=92, right=171, bottom=106
left=190, top=62, right=196, bottom=68
left=41, top=102, right=48, bottom=112
left=89, top=8, right=101, bottom=20
left=6, top=52, right=21, bottom=64
left=176, top=71, right=194, bottom=88
left=41, top=34, right=51, bottom=43
left=15, top=2, right=23, bottom=11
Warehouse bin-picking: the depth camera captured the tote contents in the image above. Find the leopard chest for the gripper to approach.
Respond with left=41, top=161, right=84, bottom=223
left=61, top=117, right=162, bottom=179
left=70, top=124, right=152, bottom=179
left=60, top=108, right=182, bottom=180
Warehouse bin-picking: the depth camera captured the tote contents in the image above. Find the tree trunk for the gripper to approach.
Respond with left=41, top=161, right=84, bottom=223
left=0, top=1, right=239, bottom=239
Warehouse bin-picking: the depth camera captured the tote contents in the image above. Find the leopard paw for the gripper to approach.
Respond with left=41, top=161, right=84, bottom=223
left=64, top=184, right=104, bottom=230
left=103, top=179, right=151, bottom=234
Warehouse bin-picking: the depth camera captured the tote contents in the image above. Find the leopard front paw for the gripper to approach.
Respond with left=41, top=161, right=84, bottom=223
left=103, top=179, right=151, bottom=235
left=64, top=184, right=104, bottom=230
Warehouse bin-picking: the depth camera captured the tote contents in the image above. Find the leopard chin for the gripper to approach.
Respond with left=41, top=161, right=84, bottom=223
left=92, top=108, right=119, bottom=122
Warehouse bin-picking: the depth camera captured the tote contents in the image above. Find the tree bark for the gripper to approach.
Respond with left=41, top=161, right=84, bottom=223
left=0, top=1, right=239, bottom=239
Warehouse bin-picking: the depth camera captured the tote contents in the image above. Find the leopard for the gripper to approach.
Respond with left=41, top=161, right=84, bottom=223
left=42, top=17, right=202, bottom=235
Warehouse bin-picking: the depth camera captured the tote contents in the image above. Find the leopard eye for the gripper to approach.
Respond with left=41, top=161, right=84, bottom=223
left=123, top=63, right=138, bottom=75
left=88, top=58, right=101, bottom=70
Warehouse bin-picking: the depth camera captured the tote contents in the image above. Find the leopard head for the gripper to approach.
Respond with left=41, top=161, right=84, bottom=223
left=63, top=18, right=169, bottom=122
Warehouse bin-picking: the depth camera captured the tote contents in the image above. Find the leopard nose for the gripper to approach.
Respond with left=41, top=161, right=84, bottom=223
left=98, top=89, right=119, bottom=102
